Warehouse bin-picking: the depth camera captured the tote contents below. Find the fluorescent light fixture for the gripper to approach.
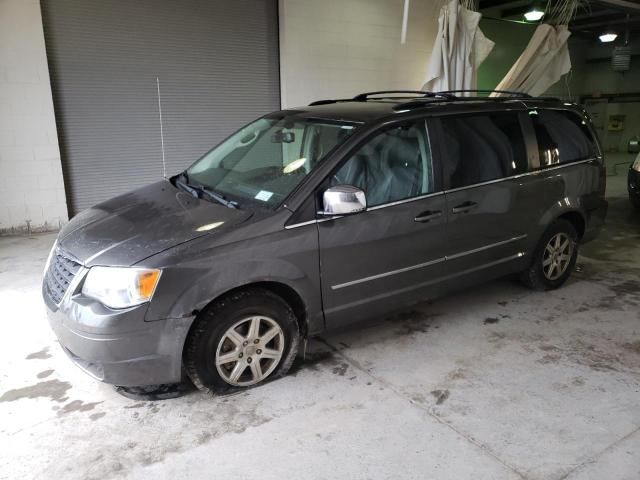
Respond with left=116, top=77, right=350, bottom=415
left=524, top=8, right=544, bottom=22
left=599, top=32, right=618, bottom=43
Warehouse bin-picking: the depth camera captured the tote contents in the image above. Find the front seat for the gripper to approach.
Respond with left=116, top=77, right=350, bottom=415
left=370, top=132, right=422, bottom=205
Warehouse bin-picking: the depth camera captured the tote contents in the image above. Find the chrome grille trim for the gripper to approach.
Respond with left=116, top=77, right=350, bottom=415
left=44, top=248, right=83, bottom=305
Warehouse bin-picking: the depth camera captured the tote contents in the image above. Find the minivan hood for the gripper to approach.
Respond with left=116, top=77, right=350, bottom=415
left=58, top=180, right=252, bottom=266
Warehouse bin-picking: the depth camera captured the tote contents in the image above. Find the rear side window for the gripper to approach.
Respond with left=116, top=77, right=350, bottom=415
left=530, top=110, right=597, bottom=167
left=439, top=112, right=527, bottom=189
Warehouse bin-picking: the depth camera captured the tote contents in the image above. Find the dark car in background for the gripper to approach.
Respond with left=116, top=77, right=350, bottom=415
left=629, top=153, right=640, bottom=209
left=42, top=90, right=607, bottom=394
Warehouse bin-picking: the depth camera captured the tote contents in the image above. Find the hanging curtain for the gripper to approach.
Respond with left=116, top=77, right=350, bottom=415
left=491, top=24, right=572, bottom=96
left=422, top=0, right=494, bottom=92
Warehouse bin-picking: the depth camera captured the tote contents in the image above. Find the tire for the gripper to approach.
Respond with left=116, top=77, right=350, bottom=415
left=183, top=288, right=299, bottom=394
left=520, top=219, right=579, bottom=291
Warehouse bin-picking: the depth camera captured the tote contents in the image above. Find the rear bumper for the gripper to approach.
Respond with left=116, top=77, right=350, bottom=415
left=44, top=281, right=194, bottom=387
left=581, top=198, right=608, bottom=244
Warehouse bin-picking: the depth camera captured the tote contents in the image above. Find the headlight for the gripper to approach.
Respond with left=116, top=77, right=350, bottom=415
left=82, top=267, right=162, bottom=309
left=633, top=155, right=640, bottom=172
left=44, top=241, right=57, bottom=277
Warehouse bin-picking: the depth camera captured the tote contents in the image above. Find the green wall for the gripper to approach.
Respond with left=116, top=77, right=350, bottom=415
left=477, top=18, right=536, bottom=90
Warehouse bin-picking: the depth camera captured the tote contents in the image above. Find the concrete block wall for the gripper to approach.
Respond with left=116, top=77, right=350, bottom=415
left=0, top=0, right=68, bottom=235
left=278, top=0, right=441, bottom=108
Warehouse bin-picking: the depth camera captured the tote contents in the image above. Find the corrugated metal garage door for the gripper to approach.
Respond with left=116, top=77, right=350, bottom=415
left=41, top=0, right=280, bottom=215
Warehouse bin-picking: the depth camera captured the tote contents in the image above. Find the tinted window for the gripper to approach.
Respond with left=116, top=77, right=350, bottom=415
left=440, top=113, right=527, bottom=189
left=530, top=110, right=597, bottom=167
left=332, top=122, right=432, bottom=207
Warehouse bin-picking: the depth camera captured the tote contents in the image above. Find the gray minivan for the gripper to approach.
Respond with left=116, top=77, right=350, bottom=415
left=43, top=90, right=607, bottom=393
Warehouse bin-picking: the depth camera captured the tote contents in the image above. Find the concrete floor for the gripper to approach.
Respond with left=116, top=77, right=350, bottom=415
left=1, top=155, right=639, bottom=480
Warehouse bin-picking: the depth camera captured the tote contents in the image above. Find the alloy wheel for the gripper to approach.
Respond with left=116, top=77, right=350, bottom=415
left=215, top=316, right=284, bottom=387
left=542, top=232, right=574, bottom=281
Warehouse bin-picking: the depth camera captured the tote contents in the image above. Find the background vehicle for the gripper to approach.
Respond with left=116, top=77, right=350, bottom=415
left=43, top=90, right=607, bottom=393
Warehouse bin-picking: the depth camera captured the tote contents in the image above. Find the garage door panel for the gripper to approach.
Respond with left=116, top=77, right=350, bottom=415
left=41, top=0, right=280, bottom=214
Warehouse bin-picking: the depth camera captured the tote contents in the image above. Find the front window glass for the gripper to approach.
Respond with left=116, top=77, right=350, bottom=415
left=331, top=122, right=433, bottom=207
left=186, top=115, right=357, bottom=207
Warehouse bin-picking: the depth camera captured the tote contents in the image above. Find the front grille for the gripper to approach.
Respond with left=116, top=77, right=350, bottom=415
left=44, top=249, right=82, bottom=304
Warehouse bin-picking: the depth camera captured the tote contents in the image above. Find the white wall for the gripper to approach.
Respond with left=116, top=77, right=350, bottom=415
left=279, top=0, right=441, bottom=108
left=0, top=0, right=68, bottom=234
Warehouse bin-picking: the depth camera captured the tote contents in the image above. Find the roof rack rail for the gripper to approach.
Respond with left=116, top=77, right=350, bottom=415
left=308, top=98, right=351, bottom=106
left=437, top=89, right=531, bottom=98
left=352, top=90, right=457, bottom=101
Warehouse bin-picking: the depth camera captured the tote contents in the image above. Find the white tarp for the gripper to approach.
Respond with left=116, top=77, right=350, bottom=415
left=422, top=0, right=495, bottom=92
left=492, top=24, right=572, bottom=96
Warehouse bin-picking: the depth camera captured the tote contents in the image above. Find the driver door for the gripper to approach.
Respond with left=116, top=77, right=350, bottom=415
left=317, top=119, right=448, bottom=329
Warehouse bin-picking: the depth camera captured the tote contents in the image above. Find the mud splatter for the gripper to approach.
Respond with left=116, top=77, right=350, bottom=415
left=0, top=379, right=71, bottom=403
left=431, top=389, right=450, bottom=405
left=483, top=317, right=500, bottom=325
left=622, top=340, right=640, bottom=354
left=59, top=400, right=102, bottom=415
left=25, top=347, right=51, bottom=360
left=392, top=311, right=440, bottom=336
left=289, top=350, right=335, bottom=376
left=89, top=412, right=106, bottom=421
left=331, top=362, right=349, bottom=376
left=37, top=369, right=54, bottom=379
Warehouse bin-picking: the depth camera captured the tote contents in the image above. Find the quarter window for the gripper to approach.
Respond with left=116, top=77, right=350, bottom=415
left=530, top=110, right=598, bottom=167
left=331, top=122, right=433, bottom=207
left=439, top=113, right=527, bottom=189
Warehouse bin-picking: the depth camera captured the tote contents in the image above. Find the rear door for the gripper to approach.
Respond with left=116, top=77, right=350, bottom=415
left=317, top=119, right=448, bottom=329
left=434, top=111, right=533, bottom=278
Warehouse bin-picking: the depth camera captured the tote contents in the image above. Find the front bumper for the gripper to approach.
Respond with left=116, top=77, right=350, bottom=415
left=43, top=271, right=194, bottom=387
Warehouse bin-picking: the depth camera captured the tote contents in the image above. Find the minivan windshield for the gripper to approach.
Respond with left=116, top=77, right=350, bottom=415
left=185, top=115, right=358, bottom=208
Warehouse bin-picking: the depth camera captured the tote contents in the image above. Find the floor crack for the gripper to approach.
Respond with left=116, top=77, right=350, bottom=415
left=318, top=337, right=529, bottom=480
left=557, top=424, right=640, bottom=480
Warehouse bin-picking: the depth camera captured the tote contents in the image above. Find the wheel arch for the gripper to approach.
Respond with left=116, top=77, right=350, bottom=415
left=557, top=210, right=586, bottom=239
left=185, top=281, right=310, bottom=348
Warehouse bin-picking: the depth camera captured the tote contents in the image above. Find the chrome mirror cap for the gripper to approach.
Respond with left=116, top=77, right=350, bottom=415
left=321, top=185, right=367, bottom=216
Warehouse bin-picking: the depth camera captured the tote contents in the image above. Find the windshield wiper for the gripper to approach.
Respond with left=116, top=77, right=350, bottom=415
left=175, top=172, right=238, bottom=209
left=198, top=185, right=238, bottom=209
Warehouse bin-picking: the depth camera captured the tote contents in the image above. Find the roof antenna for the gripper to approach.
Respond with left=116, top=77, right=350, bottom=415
left=156, top=76, right=167, bottom=178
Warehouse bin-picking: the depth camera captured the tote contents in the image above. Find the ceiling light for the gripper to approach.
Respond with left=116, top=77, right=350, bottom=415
left=599, top=32, right=618, bottom=43
left=524, top=8, right=545, bottom=22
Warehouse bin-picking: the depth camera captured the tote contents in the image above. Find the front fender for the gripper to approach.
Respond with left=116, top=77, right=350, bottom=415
left=143, top=224, right=323, bottom=334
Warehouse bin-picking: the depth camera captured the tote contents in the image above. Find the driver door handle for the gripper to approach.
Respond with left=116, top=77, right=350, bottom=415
left=414, top=210, right=442, bottom=223
left=452, top=201, right=478, bottom=214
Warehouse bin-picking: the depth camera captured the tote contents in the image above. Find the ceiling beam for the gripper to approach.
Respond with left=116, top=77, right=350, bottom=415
left=501, top=4, right=534, bottom=18
left=592, top=0, right=640, bottom=13
left=572, top=12, right=637, bottom=27
left=574, top=16, right=640, bottom=30
left=478, top=0, right=524, bottom=9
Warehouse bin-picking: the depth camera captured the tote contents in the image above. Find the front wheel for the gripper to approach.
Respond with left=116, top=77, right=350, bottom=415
left=520, top=219, right=579, bottom=291
left=183, top=289, right=299, bottom=394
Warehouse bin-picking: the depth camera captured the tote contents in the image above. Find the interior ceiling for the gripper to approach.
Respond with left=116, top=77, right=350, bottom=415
left=478, top=0, right=640, bottom=39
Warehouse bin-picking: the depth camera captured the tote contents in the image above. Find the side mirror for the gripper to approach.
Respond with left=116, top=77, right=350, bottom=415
left=320, top=185, right=367, bottom=216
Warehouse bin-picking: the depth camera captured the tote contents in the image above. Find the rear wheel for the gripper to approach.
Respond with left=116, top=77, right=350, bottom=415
left=520, top=219, right=578, bottom=291
left=183, top=289, right=299, bottom=394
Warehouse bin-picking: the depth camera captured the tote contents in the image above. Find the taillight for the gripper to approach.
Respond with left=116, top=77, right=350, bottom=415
left=598, top=165, right=607, bottom=197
